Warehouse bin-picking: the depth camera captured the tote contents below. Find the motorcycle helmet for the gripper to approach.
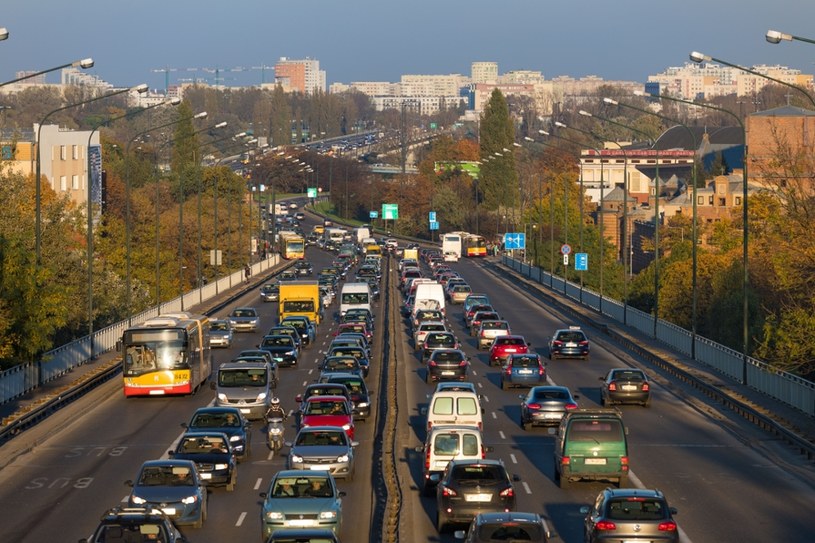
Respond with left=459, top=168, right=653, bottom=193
left=271, top=397, right=281, bottom=406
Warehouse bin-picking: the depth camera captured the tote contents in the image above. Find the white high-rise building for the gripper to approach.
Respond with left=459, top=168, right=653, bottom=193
left=471, top=62, right=498, bottom=84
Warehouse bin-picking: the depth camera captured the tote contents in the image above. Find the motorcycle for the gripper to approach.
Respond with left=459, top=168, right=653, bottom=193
left=267, top=416, right=285, bottom=452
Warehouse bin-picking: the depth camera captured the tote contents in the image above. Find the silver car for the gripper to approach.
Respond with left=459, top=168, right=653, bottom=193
left=259, top=470, right=344, bottom=538
left=228, top=307, right=259, bottom=332
left=209, top=319, right=233, bottom=348
left=286, top=426, right=358, bottom=480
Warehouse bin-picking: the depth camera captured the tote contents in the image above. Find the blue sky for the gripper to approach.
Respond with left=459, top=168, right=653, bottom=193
left=3, top=0, right=815, bottom=91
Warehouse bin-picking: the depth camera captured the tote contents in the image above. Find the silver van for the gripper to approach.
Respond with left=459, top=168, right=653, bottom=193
left=212, top=360, right=273, bottom=420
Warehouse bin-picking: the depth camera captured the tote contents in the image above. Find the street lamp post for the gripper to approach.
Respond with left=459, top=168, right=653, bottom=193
left=766, top=29, right=815, bottom=46
left=643, top=85, right=750, bottom=380
left=1, top=57, right=93, bottom=88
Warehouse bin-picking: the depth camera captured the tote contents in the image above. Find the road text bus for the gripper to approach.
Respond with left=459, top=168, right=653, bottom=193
left=121, top=312, right=212, bottom=397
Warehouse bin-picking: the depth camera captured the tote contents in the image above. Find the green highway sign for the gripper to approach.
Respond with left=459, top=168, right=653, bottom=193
left=382, top=203, right=399, bottom=220
left=307, top=187, right=317, bottom=198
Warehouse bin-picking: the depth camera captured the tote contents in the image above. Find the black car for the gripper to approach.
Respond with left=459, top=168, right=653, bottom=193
left=436, top=459, right=518, bottom=533
left=426, top=348, right=469, bottom=383
left=422, top=332, right=460, bottom=363
left=80, top=506, right=186, bottom=543
left=168, top=431, right=237, bottom=491
left=265, top=528, right=340, bottom=543
left=519, top=386, right=579, bottom=430
left=581, top=487, right=679, bottom=543
left=183, top=406, right=251, bottom=460
left=600, top=368, right=651, bottom=407
left=294, top=260, right=313, bottom=276
left=454, top=511, right=553, bottom=542
left=548, top=326, right=590, bottom=359
left=321, top=372, right=372, bottom=421
left=258, top=335, right=300, bottom=367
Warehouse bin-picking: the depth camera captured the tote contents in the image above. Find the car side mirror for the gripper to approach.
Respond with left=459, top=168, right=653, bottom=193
left=180, top=422, right=189, bottom=429
left=125, top=480, right=133, bottom=487
left=351, top=441, right=360, bottom=447
left=598, top=376, right=605, bottom=381
left=338, top=491, right=347, bottom=497
left=485, top=446, right=494, bottom=453
left=414, top=446, right=424, bottom=452
left=512, top=474, right=521, bottom=482
left=429, top=473, right=441, bottom=482
left=518, top=394, right=525, bottom=400
left=168, top=450, right=175, bottom=457
left=579, top=505, right=591, bottom=514
left=420, top=407, right=428, bottom=415
left=295, top=395, right=303, bottom=403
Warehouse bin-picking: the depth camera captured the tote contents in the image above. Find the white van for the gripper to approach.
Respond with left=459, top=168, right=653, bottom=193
left=412, top=282, right=446, bottom=319
left=424, top=389, right=483, bottom=431
left=339, top=282, right=372, bottom=317
left=416, top=425, right=491, bottom=495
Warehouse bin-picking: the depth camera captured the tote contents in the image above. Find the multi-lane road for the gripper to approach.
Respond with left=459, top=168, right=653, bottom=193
left=0, top=232, right=813, bottom=542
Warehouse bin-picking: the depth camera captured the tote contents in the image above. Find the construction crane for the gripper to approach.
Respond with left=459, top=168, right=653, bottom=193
left=150, top=67, right=200, bottom=94
left=251, top=64, right=275, bottom=85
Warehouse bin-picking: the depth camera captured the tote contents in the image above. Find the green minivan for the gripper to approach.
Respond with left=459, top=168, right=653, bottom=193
left=553, top=408, right=629, bottom=488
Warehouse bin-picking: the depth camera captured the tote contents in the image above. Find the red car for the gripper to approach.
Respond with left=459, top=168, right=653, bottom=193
left=489, top=335, right=531, bottom=366
left=299, top=395, right=355, bottom=439
left=334, top=322, right=372, bottom=343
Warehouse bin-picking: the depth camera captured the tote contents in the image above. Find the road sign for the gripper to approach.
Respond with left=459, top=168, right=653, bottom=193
left=381, top=203, right=399, bottom=220
left=503, top=232, right=525, bottom=250
left=560, top=243, right=572, bottom=255
left=575, top=252, right=588, bottom=271
left=563, top=254, right=569, bottom=266
left=428, top=211, right=436, bottom=222
left=369, top=210, right=379, bottom=219
left=429, top=221, right=439, bottom=230
left=307, top=187, right=317, bottom=198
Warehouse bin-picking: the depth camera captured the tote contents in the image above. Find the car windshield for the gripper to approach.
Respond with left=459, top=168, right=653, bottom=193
left=95, top=524, right=166, bottom=542
left=297, top=430, right=348, bottom=447
left=433, top=351, right=465, bottom=363
left=211, top=321, right=229, bottom=331
left=482, top=321, right=508, bottom=330
left=232, top=309, right=256, bottom=318
left=607, top=498, right=670, bottom=520
left=533, top=389, right=570, bottom=401
left=138, top=465, right=194, bottom=487
left=427, top=334, right=455, bottom=346
left=511, top=356, right=538, bottom=368
left=191, top=412, right=241, bottom=427
left=262, top=336, right=293, bottom=347
left=305, top=400, right=349, bottom=415
left=612, top=370, right=646, bottom=381
left=478, top=523, right=543, bottom=540
left=496, top=337, right=525, bottom=346
left=557, top=331, right=585, bottom=342
left=179, top=435, right=227, bottom=454
left=451, top=464, right=505, bottom=483
left=569, top=420, right=624, bottom=442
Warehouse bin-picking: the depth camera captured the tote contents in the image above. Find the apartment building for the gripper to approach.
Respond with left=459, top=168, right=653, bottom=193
left=745, top=105, right=815, bottom=188
left=471, top=62, right=498, bottom=84
left=274, top=57, right=326, bottom=95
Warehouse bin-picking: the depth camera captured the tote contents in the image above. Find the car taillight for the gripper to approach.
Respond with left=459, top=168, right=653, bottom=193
left=505, top=366, right=512, bottom=375
left=561, top=455, right=570, bottom=466
left=427, top=421, right=432, bottom=430
left=499, top=488, right=514, bottom=498
left=608, top=382, right=617, bottom=391
left=428, top=360, right=437, bottom=367
left=425, top=447, right=430, bottom=469
left=440, top=485, right=457, bottom=497
left=621, top=456, right=629, bottom=471
left=477, top=421, right=482, bottom=431
left=459, top=360, right=468, bottom=367
left=579, top=340, right=589, bottom=346
left=552, top=340, right=563, bottom=347
left=642, top=383, right=650, bottom=391
left=595, top=520, right=616, bottom=531
left=565, top=403, right=578, bottom=410
left=658, top=521, right=678, bottom=532
left=538, top=366, right=545, bottom=376
left=526, top=402, right=541, bottom=410
left=481, top=445, right=486, bottom=459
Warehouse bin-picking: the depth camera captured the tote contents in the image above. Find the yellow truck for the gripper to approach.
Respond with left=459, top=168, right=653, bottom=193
left=402, top=248, right=419, bottom=261
left=279, top=280, right=322, bottom=325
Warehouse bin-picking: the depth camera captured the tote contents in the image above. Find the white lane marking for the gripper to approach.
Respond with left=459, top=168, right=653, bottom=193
left=472, top=370, right=478, bottom=377
left=236, top=512, right=247, bottom=527
left=482, top=395, right=489, bottom=402
left=499, top=431, right=506, bottom=440
left=477, top=382, right=483, bottom=388
left=491, top=412, right=497, bottom=419
left=510, top=453, right=518, bottom=464
left=267, top=449, right=275, bottom=461
left=254, top=478, right=263, bottom=490
left=522, top=482, right=532, bottom=494
left=308, top=368, right=313, bottom=375
left=120, top=494, right=129, bottom=503
left=302, top=381, right=308, bottom=387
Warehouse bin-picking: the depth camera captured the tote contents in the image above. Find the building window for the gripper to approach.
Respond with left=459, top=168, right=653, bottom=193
left=72, top=145, right=79, bottom=159
left=697, top=195, right=705, bottom=205
left=735, top=196, right=741, bottom=205
left=60, top=145, right=67, bottom=160
left=708, top=196, right=714, bottom=205
left=718, top=197, right=726, bottom=206
left=60, top=175, right=67, bottom=191
left=72, top=175, right=80, bottom=190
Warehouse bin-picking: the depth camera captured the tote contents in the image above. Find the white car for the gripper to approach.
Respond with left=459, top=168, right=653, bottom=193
left=443, top=251, right=459, bottom=262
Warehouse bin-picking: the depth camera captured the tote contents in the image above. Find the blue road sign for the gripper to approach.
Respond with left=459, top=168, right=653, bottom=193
left=503, top=232, right=525, bottom=250
left=429, top=211, right=437, bottom=222
left=429, top=221, right=439, bottom=230
left=575, top=252, right=588, bottom=271
left=369, top=211, right=379, bottom=219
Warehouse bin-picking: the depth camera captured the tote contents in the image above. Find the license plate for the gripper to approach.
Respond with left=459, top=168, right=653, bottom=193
left=240, top=408, right=251, bottom=414
left=544, top=413, right=562, bottom=419
left=441, top=371, right=455, bottom=376
left=288, top=519, right=315, bottom=527
left=200, top=473, right=212, bottom=479
left=566, top=342, right=577, bottom=347
left=518, top=369, right=533, bottom=374
left=505, top=348, right=517, bottom=353
left=584, top=458, right=607, bottom=465
left=310, top=465, right=326, bottom=470
left=464, top=493, right=492, bottom=502
left=161, top=507, right=176, bottom=516
left=622, top=385, right=637, bottom=391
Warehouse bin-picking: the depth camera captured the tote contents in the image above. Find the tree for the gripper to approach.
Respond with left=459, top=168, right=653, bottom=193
left=479, top=89, right=517, bottom=212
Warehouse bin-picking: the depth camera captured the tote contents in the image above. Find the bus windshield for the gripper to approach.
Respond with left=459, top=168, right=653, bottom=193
left=124, top=340, right=186, bottom=376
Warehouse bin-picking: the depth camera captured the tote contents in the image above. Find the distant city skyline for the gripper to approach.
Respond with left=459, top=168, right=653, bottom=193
left=3, top=0, right=815, bottom=91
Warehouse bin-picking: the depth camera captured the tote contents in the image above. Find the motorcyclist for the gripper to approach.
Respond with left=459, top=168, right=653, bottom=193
left=266, top=397, right=287, bottom=421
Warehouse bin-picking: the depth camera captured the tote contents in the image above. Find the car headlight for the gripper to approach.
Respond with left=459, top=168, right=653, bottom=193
left=257, top=392, right=268, bottom=402
left=286, top=350, right=296, bottom=356
left=319, top=511, right=338, bottom=520
left=290, top=454, right=303, bottom=463
left=130, top=495, right=147, bottom=504
left=215, top=463, right=229, bottom=470
left=342, top=423, right=351, bottom=431
left=217, top=393, right=228, bottom=402
left=266, top=511, right=284, bottom=520
left=229, top=435, right=241, bottom=442
left=357, top=402, right=370, bottom=408
left=181, top=495, right=198, bottom=504
left=336, top=454, right=350, bottom=463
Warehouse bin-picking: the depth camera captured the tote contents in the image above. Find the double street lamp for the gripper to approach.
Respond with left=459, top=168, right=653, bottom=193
left=1, top=57, right=93, bottom=88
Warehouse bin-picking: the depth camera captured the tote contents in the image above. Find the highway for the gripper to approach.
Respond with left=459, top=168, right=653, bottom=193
left=0, top=229, right=813, bottom=542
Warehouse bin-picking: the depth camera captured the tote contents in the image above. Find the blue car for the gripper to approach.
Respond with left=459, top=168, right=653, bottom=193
left=501, top=353, right=547, bottom=390
left=126, top=459, right=207, bottom=528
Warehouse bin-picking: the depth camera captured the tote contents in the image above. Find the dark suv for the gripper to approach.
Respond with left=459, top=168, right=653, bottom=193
left=548, top=326, right=590, bottom=360
left=435, top=459, right=518, bottom=533
left=421, top=332, right=460, bottom=363
left=426, top=348, right=470, bottom=383
left=581, top=487, right=679, bottom=543
left=80, top=506, right=185, bottom=543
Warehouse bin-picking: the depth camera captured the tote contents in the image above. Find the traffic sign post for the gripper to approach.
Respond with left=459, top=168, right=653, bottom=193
left=503, top=232, right=526, bottom=250
left=307, top=187, right=317, bottom=198
left=563, top=254, right=569, bottom=266
left=429, top=211, right=436, bottom=222
left=560, top=243, right=572, bottom=255
left=381, top=203, right=398, bottom=220
left=429, top=221, right=439, bottom=230
left=369, top=210, right=379, bottom=219
left=575, top=252, right=588, bottom=271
